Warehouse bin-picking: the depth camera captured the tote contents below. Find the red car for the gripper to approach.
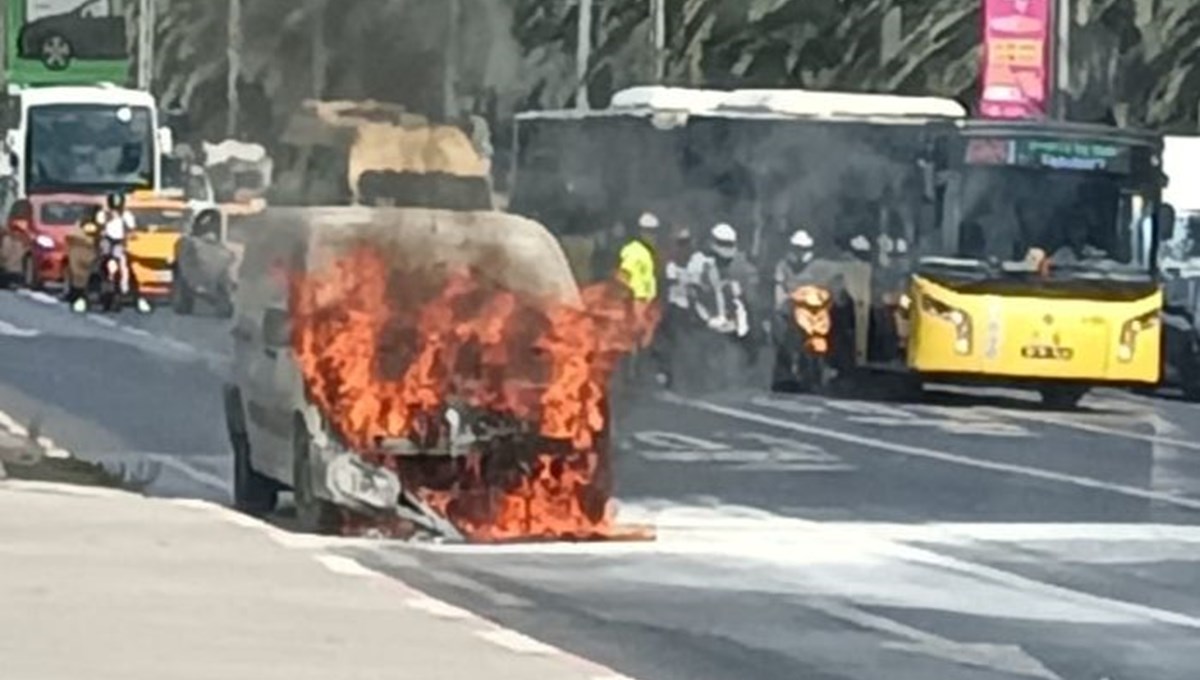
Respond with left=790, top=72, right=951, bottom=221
left=1, top=193, right=106, bottom=289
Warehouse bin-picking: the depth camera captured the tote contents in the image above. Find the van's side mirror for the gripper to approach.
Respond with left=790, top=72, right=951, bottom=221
left=262, top=308, right=291, bottom=350
left=1159, top=202, right=1177, bottom=242
left=5, top=130, right=17, bottom=152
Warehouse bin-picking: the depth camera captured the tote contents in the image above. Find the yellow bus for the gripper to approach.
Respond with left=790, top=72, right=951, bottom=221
left=900, top=120, right=1172, bottom=407
left=510, top=89, right=1174, bottom=407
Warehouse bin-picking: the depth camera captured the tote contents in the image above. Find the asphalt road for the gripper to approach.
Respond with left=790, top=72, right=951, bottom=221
left=2, top=286, right=1199, bottom=680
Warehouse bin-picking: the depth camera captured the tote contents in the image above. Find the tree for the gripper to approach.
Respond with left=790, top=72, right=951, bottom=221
left=154, top=0, right=1199, bottom=148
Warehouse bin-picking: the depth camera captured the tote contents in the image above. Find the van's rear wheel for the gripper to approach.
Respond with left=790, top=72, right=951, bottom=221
left=231, top=429, right=278, bottom=515
left=1039, top=386, right=1087, bottom=410
left=226, top=389, right=277, bottom=515
left=293, top=423, right=340, bottom=534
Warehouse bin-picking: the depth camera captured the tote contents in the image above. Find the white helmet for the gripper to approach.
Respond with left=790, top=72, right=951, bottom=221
left=789, top=229, right=815, bottom=264
left=710, top=223, right=738, bottom=259
left=638, top=212, right=661, bottom=230
left=850, top=235, right=871, bottom=253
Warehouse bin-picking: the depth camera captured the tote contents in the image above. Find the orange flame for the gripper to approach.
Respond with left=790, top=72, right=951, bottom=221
left=288, top=243, right=657, bottom=541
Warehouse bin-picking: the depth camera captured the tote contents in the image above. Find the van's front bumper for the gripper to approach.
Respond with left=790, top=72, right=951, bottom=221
left=309, top=443, right=464, bottom=540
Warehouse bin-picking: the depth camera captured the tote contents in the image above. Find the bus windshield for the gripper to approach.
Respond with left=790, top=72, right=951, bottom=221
left=953, top=146, right=1155, bottom=274
left=26, top=104, right=155, bottom=192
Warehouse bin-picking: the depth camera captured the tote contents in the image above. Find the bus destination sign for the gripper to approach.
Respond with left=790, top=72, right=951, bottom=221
left=965, top=137, right=1133, bottom=174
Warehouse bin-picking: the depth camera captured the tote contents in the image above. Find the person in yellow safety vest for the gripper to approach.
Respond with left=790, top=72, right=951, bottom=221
left=618, top=212, right=660, bottom=302
left=616, top=212, right=662, bottom=356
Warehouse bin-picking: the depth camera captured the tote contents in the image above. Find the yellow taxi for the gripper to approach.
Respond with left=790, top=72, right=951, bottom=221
left=125, top=190, right=191, bottom=298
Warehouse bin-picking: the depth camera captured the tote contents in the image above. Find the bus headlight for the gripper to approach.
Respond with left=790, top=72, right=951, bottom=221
left=1118, top=310, right=1159, bottom=363
left=921, top=294, right=973, bottom=355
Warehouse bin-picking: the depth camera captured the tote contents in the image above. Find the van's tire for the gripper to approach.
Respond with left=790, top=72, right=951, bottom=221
left=292, top=421, right=340, bottom=534
left=231, top=428, right=278, bottom=516
left=225, top=387, right=277, bottom=515
left=1039, top=386, right=1087, bottom=410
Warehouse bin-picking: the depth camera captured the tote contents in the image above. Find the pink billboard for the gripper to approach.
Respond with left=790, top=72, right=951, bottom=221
left=978, top=0, right=1053, bottom=119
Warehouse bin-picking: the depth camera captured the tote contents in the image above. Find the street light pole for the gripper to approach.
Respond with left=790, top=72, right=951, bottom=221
left=651, top=0, right=665, bottom=82
left=576, top=0, right=592, bottom=110
left=444, top=0, right=460, bottom=120
left=136, top=0, right=155, bottom=90
left=1052, top=0, right=1070, bottom=120
left=226, top=0, right=241, bottom=138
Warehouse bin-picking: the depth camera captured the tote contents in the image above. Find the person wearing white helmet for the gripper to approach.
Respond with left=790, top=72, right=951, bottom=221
left=774, top=228, right=817, bottom=308
left=686, top=222, right=748, bottom=335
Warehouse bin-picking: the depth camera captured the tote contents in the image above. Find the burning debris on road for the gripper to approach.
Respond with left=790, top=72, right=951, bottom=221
left=288, top=240, right=658, bottom=542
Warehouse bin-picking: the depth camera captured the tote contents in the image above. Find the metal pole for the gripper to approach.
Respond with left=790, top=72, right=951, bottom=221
left=226, top=0, right=241, bottom=138
left=651, top=0, right=665, bottom=83
left=576, top=0, right=592, bottom=110
left=310, top=0, right=327, bottom=99
left=1053, top=0, right=1070, bottom=120
left=443, top=0, right=460, bottom=120
left=137, top=0, right=154, bottom=89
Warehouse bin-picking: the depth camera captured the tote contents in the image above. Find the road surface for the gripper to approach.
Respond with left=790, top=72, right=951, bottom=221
left=1, top=287, right=1198, bottom=680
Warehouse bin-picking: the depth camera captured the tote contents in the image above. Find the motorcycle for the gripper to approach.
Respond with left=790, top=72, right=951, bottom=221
left=772, top=284, right=836, bottom=392
left=73, top=230, right=151, bottom=314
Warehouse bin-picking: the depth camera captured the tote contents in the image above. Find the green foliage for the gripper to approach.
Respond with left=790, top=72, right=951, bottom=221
left=153, top=0, right=1198, bottom=143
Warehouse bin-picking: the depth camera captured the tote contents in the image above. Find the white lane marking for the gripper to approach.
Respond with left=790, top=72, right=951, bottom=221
left=88, top=315, right=119, bottom=328
left=0, top=410, right=20, bottom=432
left=314, top=554, right=381, bottom=577
left=404, top=595, right=475, bottom=619
left=0, top=408, right=70, bottom=459
left=633, top=429, right=853, bottom=471
left=313, top=552, right=639, bottom=676
left=122, top=326, right=153, bottom=338
left=18, top=290, right=59, bottom=306
left=983, top=406, right=1200, bottom=452
left=159, top=336, right=199, bottom=354
left=664, top=394, right=1200, bottom=512
left=146, top=455, right=229, bottom=495
left=812, top=522, right=1200, bottom=544
left=0, top=319, right=40, bottom=337
left=752, top=394, right=1034, bottom=438
left=427, top=569, right=534, bottom=608
left=438, top=502, right=1200, bottom=631
left=812, top=598, right=1060, bottom=679
left=475, top=629, right=560, bottom=655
